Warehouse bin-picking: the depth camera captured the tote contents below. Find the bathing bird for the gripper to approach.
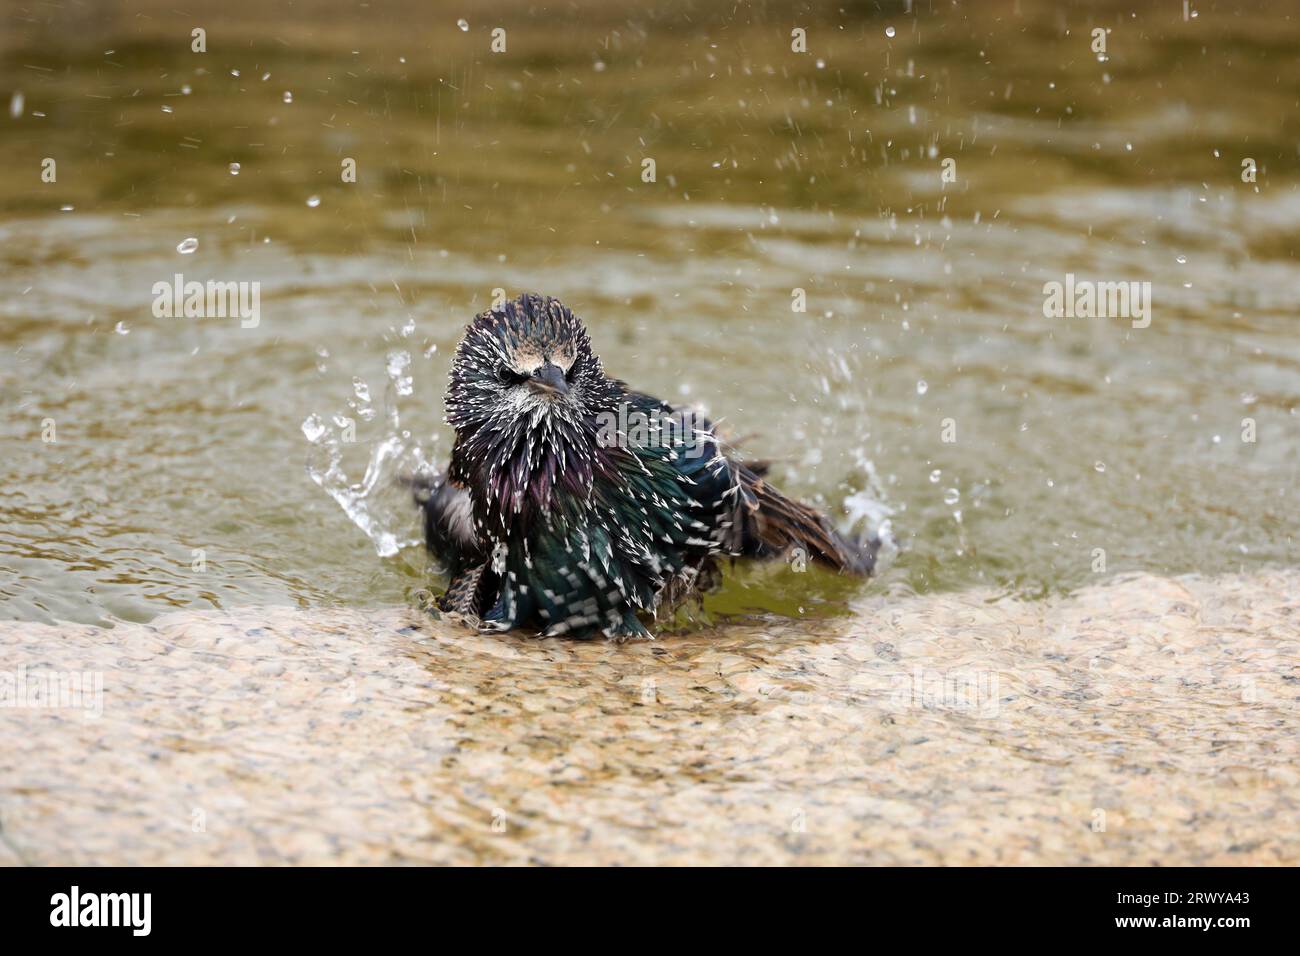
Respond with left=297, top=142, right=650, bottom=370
left=415, top=293, right=876, bottom=639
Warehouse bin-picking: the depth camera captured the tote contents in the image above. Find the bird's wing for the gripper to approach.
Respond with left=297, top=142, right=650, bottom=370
left=411, top=469, right=485, bottom=575
left=626, top=391, right=877, bottom=575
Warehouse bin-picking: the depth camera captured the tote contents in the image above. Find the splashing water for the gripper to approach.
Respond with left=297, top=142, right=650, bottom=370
left=302, top=331, right=439, bottom=558
left=302, top=425, right=430, bottom=558
left=842, top=452, right=898, bottom=571
left=386, top=350, right=413, bottom=397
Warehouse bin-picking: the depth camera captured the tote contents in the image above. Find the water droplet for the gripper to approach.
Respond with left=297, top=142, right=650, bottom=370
left=916, top=379, right=928, bottom=395
left=929, top=469, right=941, bottom=483
left=815, top=58, right=826, bottom=69
left=301, top=414, right=327, bottom=443
left=457, top=18, right=469, bottom=31
left=943, top=487, right=960, bottom=505
left=386, top=350, right=414, bottom=396
left=306, top=195, right=321, bottom=208
left=181, top=84, right=192, bottom=95
left=282, top=90, right=293, bottom=103
left=114, top=321, right=130, bottom=335
left=885, top=26, right=896, bottom=37
left=352, top=378, right=372, bottom=403
left=9, top=91, right=24, bottom=118
left=177, top=237, right=199, bottom=254
left=228, top=162, right=241, bottom=175
left=1176, top=255, right=1187, bottom=264
left=1094, top=461, right=1106, bottom=473
left=161, top=105, right=173, bottom=113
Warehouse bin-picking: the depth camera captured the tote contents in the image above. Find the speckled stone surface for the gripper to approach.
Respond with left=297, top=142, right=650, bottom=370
left=1, top=570, right=1296, bottom=865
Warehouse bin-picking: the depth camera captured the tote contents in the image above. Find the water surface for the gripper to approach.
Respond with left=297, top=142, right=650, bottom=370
left=1, top=2, right=1296, bottom=624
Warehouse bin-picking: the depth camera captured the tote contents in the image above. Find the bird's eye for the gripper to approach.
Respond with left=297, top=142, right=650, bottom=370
left=496, top=365, right=528, bottom=386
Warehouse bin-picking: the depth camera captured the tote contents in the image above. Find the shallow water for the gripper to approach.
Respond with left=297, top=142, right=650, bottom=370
left=0, top=1, right=1298, bottom=865
left=2, top=569, right=1296, bottom=865
left=1, top=1, right=1296, bottom=626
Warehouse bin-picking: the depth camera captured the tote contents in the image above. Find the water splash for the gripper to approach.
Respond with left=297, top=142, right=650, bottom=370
left=386, top=349, right=413, bottom=397
left=303, top=331, right=439, bottom=558
left=303, top=424, right=431, bottom=557
left=842, top=452, right=898, bottom=571
left=350, top=376, right=375, bottom=421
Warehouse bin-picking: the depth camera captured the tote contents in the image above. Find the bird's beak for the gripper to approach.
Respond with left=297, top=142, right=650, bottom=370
left=529, top=362, right=570, bottom=397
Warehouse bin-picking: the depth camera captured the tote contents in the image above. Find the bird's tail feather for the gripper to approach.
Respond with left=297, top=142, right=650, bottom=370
left=731, top=464, right=878, bottom=575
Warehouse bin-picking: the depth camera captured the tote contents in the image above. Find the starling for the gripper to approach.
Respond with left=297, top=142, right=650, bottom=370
left=415, top=293, right=877, bottom=639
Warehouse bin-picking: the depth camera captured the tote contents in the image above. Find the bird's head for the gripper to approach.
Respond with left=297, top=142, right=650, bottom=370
left=445, top=294, right=623, bottom=514
left=446, top=293, right=620, bottom=428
